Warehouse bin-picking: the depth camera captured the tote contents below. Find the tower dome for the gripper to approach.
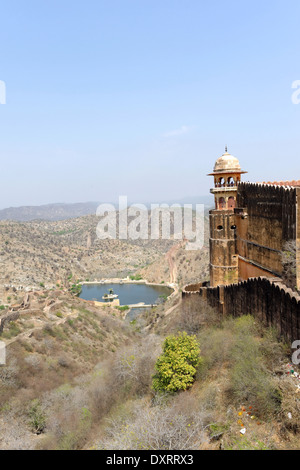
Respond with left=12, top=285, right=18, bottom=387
left=214, top=151, right=241, bottom=173
left=208, top=147, right=247, bottom=176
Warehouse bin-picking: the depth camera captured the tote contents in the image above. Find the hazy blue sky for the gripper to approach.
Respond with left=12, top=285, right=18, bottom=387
left=0, top=0, right=300, bottom=209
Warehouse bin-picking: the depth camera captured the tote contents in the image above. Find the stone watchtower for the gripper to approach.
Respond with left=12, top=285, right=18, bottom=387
left=208, top=148, right=247, bottom=287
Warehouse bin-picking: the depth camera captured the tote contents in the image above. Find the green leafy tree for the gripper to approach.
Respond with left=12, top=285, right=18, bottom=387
left=152, top=332, right=202, bottom=393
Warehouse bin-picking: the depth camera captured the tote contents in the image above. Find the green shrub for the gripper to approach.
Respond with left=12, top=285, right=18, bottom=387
left=70, top=283, right=82, bottom=296
left=129, top=274, right=143, bottom=281
left=116, top=305, right=130, bottom=312
left=28, top=399, right=46, bottom=434
left=1, top=321, right=21, bottom=339
left=225, top=436, right=271, bottom=450
left=152, top=332, right=202, bottom=392
left=58, top=407, right=92, bottom=450
left=228, top=316, right=282, bottom=417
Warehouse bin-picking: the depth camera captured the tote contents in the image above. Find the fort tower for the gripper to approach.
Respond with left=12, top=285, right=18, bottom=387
left=208, top=148, right=247, bottom=287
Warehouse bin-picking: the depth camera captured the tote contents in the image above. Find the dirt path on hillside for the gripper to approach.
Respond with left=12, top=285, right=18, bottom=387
left=166, top=240, right=186, bottom=284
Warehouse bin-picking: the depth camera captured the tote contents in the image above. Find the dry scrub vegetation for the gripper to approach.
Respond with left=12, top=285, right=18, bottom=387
left=0, top=211, right=298, bottom=450
left=1, top=292, right=299, bottom=450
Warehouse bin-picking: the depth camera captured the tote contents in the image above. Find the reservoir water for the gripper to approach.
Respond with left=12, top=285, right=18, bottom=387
left=79, top=282, right=173, bottom=306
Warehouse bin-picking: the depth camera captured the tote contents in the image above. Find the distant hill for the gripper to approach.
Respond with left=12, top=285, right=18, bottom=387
left=0, top=202, right=100, bottom=221
left=0, top=196, right=213, bottom=222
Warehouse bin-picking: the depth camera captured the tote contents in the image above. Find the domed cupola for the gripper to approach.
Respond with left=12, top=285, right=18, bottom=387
left=208, top=147, right=247, bottom=210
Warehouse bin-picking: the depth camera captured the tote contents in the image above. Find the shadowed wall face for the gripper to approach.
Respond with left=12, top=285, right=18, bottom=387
left=236, top=183, right=299, bottom=288
left=183, top=277, right=300, bottom=343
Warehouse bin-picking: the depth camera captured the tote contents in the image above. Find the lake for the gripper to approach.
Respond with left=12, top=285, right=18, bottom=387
left=79, top=282, right=173, bottom=306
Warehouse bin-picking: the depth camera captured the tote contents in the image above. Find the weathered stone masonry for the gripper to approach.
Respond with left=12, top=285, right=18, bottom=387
left=236, top=182, right=300, bottom=288
left=183, top=277, right=300, bottom=343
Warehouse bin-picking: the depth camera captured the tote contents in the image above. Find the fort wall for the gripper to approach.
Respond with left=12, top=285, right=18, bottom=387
left=183, top=277, right=300, bottom=343
left=202, top=155, right=300, bottom=344
left=297, top=188, right=300, bottom=291
left=235, top=183, right=299, bottom=287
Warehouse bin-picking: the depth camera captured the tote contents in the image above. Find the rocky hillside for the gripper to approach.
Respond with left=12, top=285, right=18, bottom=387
left=0, top=210, right=210, bottom=301
left=0, top=214, right=178, bottom=305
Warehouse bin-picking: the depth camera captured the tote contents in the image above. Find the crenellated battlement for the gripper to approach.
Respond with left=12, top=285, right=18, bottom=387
left=183, top=276, right=300, bottom=343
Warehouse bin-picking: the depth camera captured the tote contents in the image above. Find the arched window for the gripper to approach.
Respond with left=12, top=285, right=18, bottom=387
left=218, top=197, right=226, bottom=209
left=227, top=177, right=235, bottom=187
left=228, top=196, right=236, bottom=209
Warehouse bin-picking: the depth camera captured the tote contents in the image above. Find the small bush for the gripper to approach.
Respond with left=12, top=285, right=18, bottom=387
left=278, top=378, right=300, bottom=434
left=1, top=321, right=21, bottom=339
left=152, top=332, right=201, bottom=393
left=116, top=306, right=130, bottom=312
left=28, top=399, right=46, bottom=434
left=176, top=297, right=218, bottom=335
left=228, top=317, right=282, bottom=417
left=129, top=274, right=142, bottom=281
left=197, top=327, right=233, bottom=378
left=225, top=436, right=271, bottom=451
left=98, top=395, right=211, bottom=450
